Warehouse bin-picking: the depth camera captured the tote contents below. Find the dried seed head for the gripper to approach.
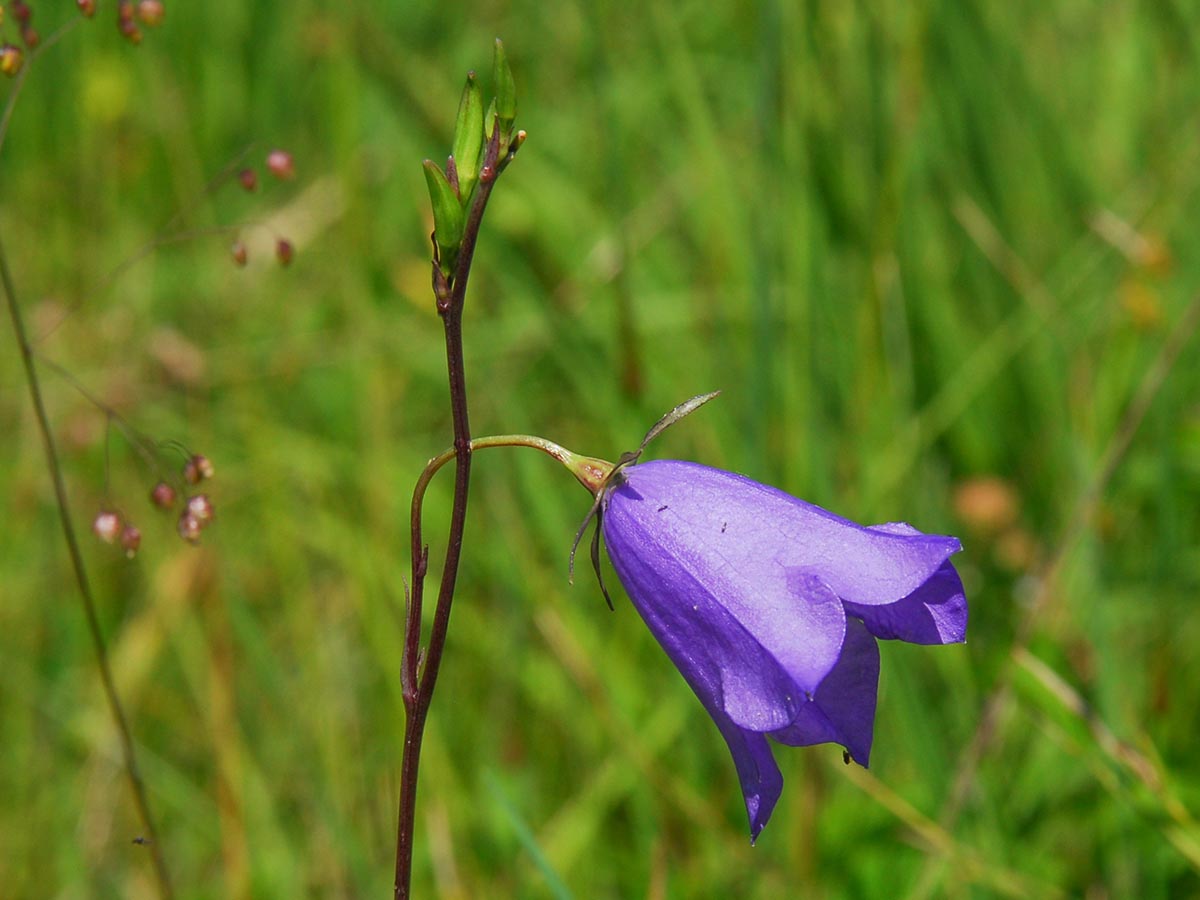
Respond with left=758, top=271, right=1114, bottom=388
left=150, top=481, right=177, bottom=509
left=230, top=240, right=248, bottom=267
left=275, top=238, right=294, bottom=267
left=120, top=525, right=142, bottom=558
left=0, top=45, right=24, bottom=77
left=183, top=454, right=214, bottom=484
left=119, top=19, right=142, bottom=44
left=92, top=510, right=122, bottom=544
left=177, top=512, right=202, bottom=543
left=186, top=494, right=214, bottom=524
left=266, top=150, right=295, bottom=180
left=238, top=168, right=258, bottom=192
left=137, top=0, right=164, bottom=26
left=77, top=0, right=96, bottom=18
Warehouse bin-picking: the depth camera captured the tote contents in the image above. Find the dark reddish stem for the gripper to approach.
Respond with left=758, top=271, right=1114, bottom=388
left=394, top=130, right=514, bottom=899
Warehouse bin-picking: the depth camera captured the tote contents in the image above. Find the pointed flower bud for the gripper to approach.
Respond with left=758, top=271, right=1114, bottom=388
left=230, top=240, right=248, bottom=267
left=92, top=510, right=122, bottom=544
left=422, top=160, right=464, bottom=273
left=483, top=98, right=497, bottom=147
left=451, top=71, right=484, bottom=202
left=492, top=38, right=517, bottom=134
left=275, top=238, right=294, bottom=267
left=238, top=168, right=258, bottom=191
left=77, top=0, right=97, bottom=18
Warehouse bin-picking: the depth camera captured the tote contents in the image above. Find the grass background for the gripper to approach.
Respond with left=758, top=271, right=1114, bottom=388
left=2, top=1, right=1199, bottom=897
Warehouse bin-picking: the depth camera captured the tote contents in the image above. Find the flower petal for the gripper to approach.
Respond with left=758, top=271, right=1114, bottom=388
left=844, top=560, right=968, bottom=644
left=602, top=510, right=834, bottom=731
left=603, top=470, right=848, bottom=729
left=622, top=461, right=960, bottom=608
left=770, top=617, right=881, bottom=765
left=709, top=710, right=784, bottom=843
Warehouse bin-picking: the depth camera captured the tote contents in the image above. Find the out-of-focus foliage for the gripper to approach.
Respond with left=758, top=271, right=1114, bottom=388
left=2, top=1, right=1199, bottom=897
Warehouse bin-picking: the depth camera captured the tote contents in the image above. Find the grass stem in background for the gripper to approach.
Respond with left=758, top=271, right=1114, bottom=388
left=0, top=229, right=174, bottom=898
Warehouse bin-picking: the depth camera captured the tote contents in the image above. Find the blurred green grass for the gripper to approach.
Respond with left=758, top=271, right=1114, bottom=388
left=2, top=1, right=1199, bottom=897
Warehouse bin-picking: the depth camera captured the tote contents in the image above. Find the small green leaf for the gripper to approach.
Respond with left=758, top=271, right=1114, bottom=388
left=493, top=38, right=517, bottom=131
left=451, top=71, right=484, bottom=202
left=423, top=159, right=464, bottom=270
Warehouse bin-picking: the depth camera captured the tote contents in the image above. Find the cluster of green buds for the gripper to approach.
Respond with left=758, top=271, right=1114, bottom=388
left=422, top=38, right=524, bottom=280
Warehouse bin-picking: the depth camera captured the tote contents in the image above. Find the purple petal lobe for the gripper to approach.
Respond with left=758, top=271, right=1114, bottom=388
left=844, top=561, right=967, bottom=644
left=771, top=618, right=880, bottom=765
left=709, top=710, right=783, bottom=842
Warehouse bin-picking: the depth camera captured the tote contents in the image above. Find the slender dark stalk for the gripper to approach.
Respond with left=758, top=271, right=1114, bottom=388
left=35, top=223, right=247, bottom=345
left=394, top=132, right=515, bottom=899
left=37, top=355, right=164, bottom=471
left=0, top=231, right=174, bottom=898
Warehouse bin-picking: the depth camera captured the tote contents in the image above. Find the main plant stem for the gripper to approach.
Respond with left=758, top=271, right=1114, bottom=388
left=0, top=232, right=174, bottom=898
left=394, top=132, right=510, bottom=900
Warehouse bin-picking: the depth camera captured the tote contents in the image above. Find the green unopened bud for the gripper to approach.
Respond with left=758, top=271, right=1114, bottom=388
left=493, top=38, right=517, bottom=132
left=484, top=98, right=498, bottom=147
left=451, top=71, right=484, bottom=203
left=422, top=159, right=465, bottom=272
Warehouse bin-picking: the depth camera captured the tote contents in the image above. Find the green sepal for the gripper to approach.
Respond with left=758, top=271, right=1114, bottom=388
left=451, top=71, right=484, bottom=203
left=422, top=159, right=464, bottom=272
